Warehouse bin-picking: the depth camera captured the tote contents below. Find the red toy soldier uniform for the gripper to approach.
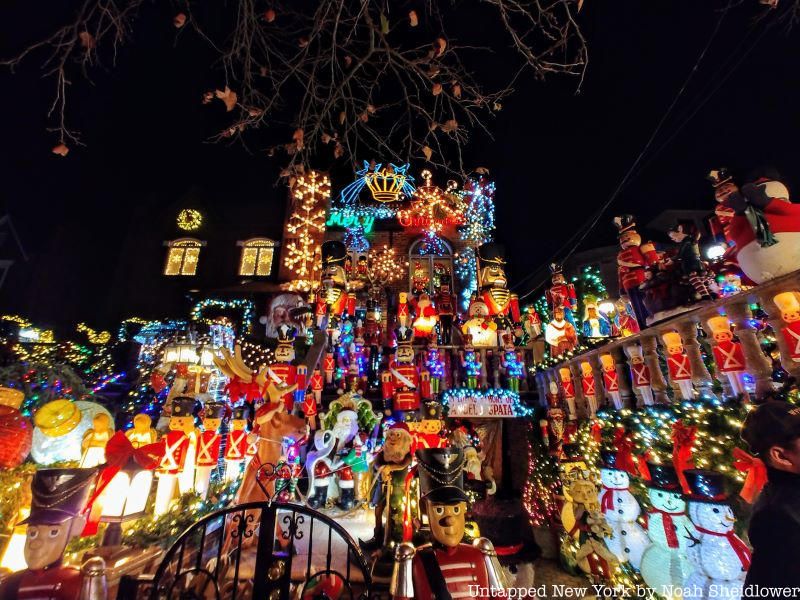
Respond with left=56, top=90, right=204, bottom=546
left=390, top=447, right=507, bottom=599
left=774, top=292, right=800, bottom=363
left=397, top=292, right=411, bottom=328
left=613, top=214, right=659, bottom=328
left=546, top=262, right=578, bottom=325
left=626, top=344, right=654, bottom=406
left=707, top=316, right=749, bottom=400
left=580, top=361, right=598, bottom=416
left=600, top=354, right=623, bottom=410
left=323, top=351, right=336, bottom=385
left=154, top=396, right=195, bottom=516
left=194, top=401, right=224, bottom=499
left=477, top=243, right=521, bottom=331
left=662, top=331, right=694, bottom=400
left=321, top=240, right=356, bottom=324
left=382, top=326, right=423, bottom=417
left=0, top=468, right=104, bottom=600
left=559, top=367, right=577, bottom=420
left=267, top=324, right=305, bottom=411
left=224, top=405, right=249, bottom=483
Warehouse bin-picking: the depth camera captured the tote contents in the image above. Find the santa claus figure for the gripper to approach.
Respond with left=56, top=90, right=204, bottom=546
left=0, top=468, right=104, bottom=600
left=580, top=361, right=598, bottom=417
left=547, top=263, right=578, bottom=325
left=390, top=447, right=507, bottom=600
left=626, top=344, right=654, bottom=406
left=559, top=367, right=577, bottom=420
left=545, top=307, right=579, bottom=357
left=708, top=167, right=800, bottom=284
left=613, top=214, right=658, bottom=327
left=435, top=282, right=456, bottom=344
left=707, top=315, right=749, bottom=400
left=615, top=298, right=640, bottom=337
left=599, top=354, right=623, bottom=410
left=411, top=293, right=438, bottom=341
left=477, top=242, right=521, bottom=333
left=774, top=291, right=800, bottom=362
left=662, top=331, right=694, bottom=400
left=381, top=326, right=425, bottom=418
left=194, top=402, right=223, bottom=499
left=223, top=407, right=248, bottom=485
left=155, top=397, right=195, bottom=516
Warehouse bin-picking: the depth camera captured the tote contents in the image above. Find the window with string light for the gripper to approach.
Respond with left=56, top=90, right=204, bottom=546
left=409, top=237, right=454, bottom=296
left=164, top=238, right=204, bottom=276
left=237, top=238, right=278, bottom=277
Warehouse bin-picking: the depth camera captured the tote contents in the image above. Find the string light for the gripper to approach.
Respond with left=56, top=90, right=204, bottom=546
left=440, top=387, right=534, bottom=418
left=176, top=208, right=203, bottom=231
left=284, top=171, right=329, bottom=291
left=190, top=299, right=255, bottom=333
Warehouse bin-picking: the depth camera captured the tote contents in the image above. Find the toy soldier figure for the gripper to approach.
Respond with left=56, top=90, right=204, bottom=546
left=435, top=282, right=456, bottom=344
left=0, top=468, right=106, bottom=600
left=477, top=242, right=521, bottom=334
left=391, top=447, right=507, bottom=599
left=707, top=316, right=749, bottom=400
left=662, top=331, right=695, bottom=400
left=546, top=263, right=578, bottom=325
left=774, top=292, right=800, bottom=362
left=155, top=396, right=195, bottom=516
left=381, top=326, right=423, bottom=418
left=321, top=240, right=356, bottom=326
left=559, top=367, right=577, bottom=420
left=267, top=324, right=306, bottom=412
left=323, top=351, right=336, bottom=385
left=194, top=401, right=224, bottom=499
left=613, top=215, right=658, bottom=327
left=224, top=406, right=249, bottom=483
left=600, top=354, right=623, bottom=410
left=626, top=344, right=654, bottom=406
left=580, top=361, right=598, bottom=417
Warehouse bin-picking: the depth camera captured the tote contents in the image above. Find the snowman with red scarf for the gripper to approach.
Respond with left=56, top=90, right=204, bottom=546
left=597, top=448, right=650, bottom=569
left=684, top=469, right=750, bottom=598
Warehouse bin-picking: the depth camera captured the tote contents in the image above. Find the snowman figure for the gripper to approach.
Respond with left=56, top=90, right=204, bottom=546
left=597, top=450, right=650, bottom=569
left=684, top=469, right=750, bottom=598
left=640, top=463, right=699, bottom=597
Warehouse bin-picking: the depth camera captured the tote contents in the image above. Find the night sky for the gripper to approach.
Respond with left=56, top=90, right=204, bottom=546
left=1, top=0, right=799, bottom=328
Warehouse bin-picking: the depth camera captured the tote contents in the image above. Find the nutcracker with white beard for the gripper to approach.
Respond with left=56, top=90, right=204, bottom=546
left=477, top=242, right=521, bottom=335
left=0, top=468, right=104, bottom=600
left=684, top=469, right=750, bottom=599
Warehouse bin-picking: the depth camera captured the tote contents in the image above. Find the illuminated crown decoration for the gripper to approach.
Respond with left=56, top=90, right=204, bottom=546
left=338, top=161, right=416, bottom=218
left=365, top=164, right=412, bottom=202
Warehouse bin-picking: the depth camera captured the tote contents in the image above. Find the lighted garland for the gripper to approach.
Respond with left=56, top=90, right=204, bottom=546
left=177, top=208, right=203, bottom=231
left=190, top=299, right=255, bottom=333
left=440, top=387, right=535, bottom=418
left=454, top=248, right=477, bottom=311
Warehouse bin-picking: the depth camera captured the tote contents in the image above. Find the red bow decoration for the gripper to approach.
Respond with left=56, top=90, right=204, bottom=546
left=613, top=428, right=638, bottom=476
left=733, top=447, right=767, bottom=504
left=81, top=431, right=164, bottom=536
left=175, top=363, right=189, bottom=377
left=590, top=421, right=602, bottom=444
left=637, top=450, right=652, bottom=481
left=225, top=376, right=262, bottom=403
left=671, top=420, right=696, bottom=494
left=150, top=372, right=167, bottom=393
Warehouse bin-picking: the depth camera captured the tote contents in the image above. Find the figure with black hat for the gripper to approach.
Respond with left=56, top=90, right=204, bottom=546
left=381, top=326, right=425, bottom=419
left=224, top=405, right=249, bottom=483
left=0, top=468, right=106, bottom=600
left=546, top=263, right=578, bottom=326
left=667, top=220, right=717, bottom=302
left=266, top=324, right=306, bottom=412
left=154, top=396, right=196, bottom=516
left=477, top=242, right=521, bottom=337
left=194, top=401, right=224, bottom=499
left=683, top=469, right=749, bottom=598
left=390, top=447, right=507, bottom=599
left=613, top=214, right=658, bottom=327
left=639, top=462, right=699, bottom=594
left=318, top=240, right=356, bottom=328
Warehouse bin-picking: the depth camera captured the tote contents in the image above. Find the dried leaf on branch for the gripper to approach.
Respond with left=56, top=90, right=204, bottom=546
left=214, top=87, right=238, bottom=112
left=173, top=13, right=187, bottom=28
left=51, top=143, right=69, bottom=157
left=409, top=10, right=419, bottom=26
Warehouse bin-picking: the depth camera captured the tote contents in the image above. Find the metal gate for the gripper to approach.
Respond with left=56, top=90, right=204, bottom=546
left=144, top=501, right=373, bottom=600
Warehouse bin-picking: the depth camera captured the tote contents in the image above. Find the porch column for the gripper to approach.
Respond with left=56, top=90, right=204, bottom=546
left=641, top=333, right=670, bottom=403
left=727, top=302, right=773, bottom=398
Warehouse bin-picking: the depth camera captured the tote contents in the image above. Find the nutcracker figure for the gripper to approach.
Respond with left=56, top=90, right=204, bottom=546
left=425, top=341, right=445, bottom=396
left=0, top=468, right=105, bottom=600
left=613, top=214, right=658, bottom=327
left=774, top=292, right=800, bottom=362
left=390, top=447, right=507, bottom=600
left=662, top=331, right=694, bottom=400
left=194, top=401, right=224, bottom=499
left=707, top=316, right=749, bottom=399
left=306, top=369, right=324, bottom=429
left=599, top=354, right=623, bottom=409
left=626, top=344, right=654, bottom=406
left=267, top=324, right=306, bottom=411
left=435, top=282, right=455, bottom=344
left=522, top=305, right=542, bottom=342
left=323, top=351, right=336, bottom=385
left=545, top=307, right=579, bottom=357
left=580, top=361, right=598, bottom=416
left=155, top=397, right=195, bottom=516
left=381, top=326, right=423, bottom=418
left=500, top=334, right=525, bottom=392
left=411, top=293, right=439, bottom=341
left=478, top=242, right=521, bottom=332
left=363, top=299, right=383, bottom=379
left=224, top=405, right=249, bottom=483
left=540, top=382, right=566, bottom=457
left=126, top=413, right=158, bottom=449
left=559, top=366, right=577, bottom=420
left=460, top=333, right=482, bottom=389
left=546, top=262, right=578, bottom=325
left=321, top=240, right=356, bottom=326
left=615, top=297, right=641, bottom=337
left=397, top=291, right=411, bottom=329
left=314, top=289, right=328, bottom=329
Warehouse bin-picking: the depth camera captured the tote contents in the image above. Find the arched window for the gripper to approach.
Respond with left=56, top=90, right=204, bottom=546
left=409, top=238, right=454, bottom=296
left=238, top=238, right=277, bottom=276
left=164, top=238, right=203, bottom=276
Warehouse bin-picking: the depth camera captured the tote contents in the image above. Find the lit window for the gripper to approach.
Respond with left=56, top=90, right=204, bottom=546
left=409, top=238, right=454, bottom=295
left=238, top=238, right=277, bottom=276
left=164, top=239, right=203, bottom=276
